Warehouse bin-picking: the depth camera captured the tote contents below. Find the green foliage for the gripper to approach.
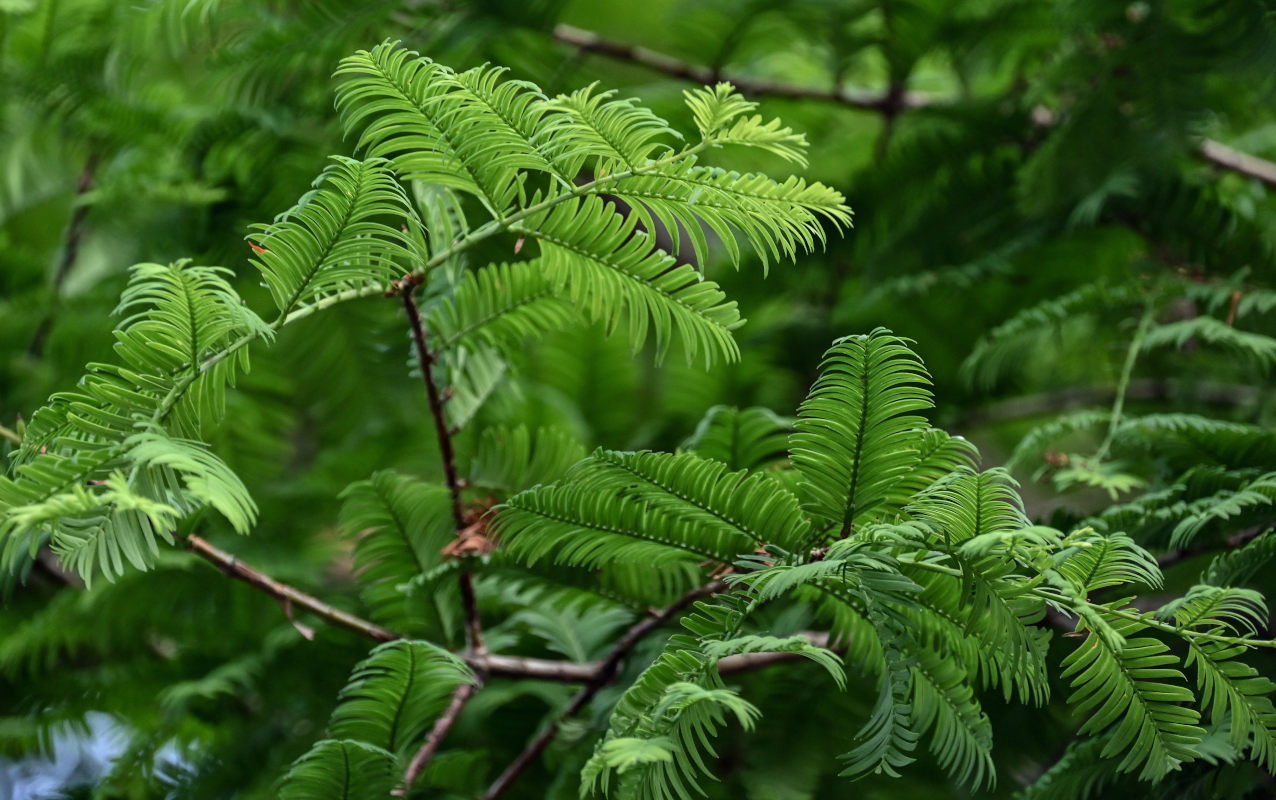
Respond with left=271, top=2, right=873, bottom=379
left=4, top=2, right=1276, bottom=799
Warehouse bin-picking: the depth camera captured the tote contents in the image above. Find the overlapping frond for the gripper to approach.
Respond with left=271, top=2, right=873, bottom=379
left=326, top=640, right=474, bottom=756
left=467, top=424, right=586, bottom=494
left=790, top=329, right=935, bottom=535
left=1060, top=617, right=1204, bottom=780
left=680, top=405, right=792, bottom=472
left=909, top=649, right=996, bottom=789
left=335, top=44, right=555, bottom=213
left=424, top=260, right=580, bottom=354
left=248, top=156, right=417, bottom=317
left=1052, top=530, right=1163, bottom=593
left=519, top=196, right=742, bottom=366
left=494, top=449, right=799, bottom=577
left=338, top=472, right=455, bottom=634
left=277, top=739, right=397, bottom=800
left=600, top=159, right=850, bottom=271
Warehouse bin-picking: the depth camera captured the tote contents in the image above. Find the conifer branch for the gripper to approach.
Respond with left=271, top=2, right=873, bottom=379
left=402, top=289, right=486, bottom=656
left=28, top=149, right=101, bottom=357
left=186, top=534, right=399, bottom=642
left=398, top=681, right=479, bottom=793
left=551, top=24, right=1276, bottom=188
left=481, top=581, right=727, bottom=800
left=551, top=24, right=930, bottom=114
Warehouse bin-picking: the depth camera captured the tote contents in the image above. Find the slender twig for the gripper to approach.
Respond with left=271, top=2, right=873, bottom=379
left=402, top=290, right=465, bottom=527
left=481, top=581, right=726, bottom=800
left=398, top=681, right=479, bottom=793
left=1095, top=300, right=1155, bottom=460
left=401, top=289, right=486, bottom=659
left=551, top=23, right=1276, bottom=187
left=185, top=533, right=608, bottom=680
left=0, top=423, right=21, bottom=445
left=28, top=150, right=101, bottom=357
left=187, top=534, right=399, bottom=641
left=551, top=23, right=928, bottom=114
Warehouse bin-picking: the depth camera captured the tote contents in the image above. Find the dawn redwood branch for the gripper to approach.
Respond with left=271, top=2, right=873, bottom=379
left=399, top=681, right=479, bottom=793
left=1156, top=526, right=1267, bottom=571
left=28, top=149, right=102, bottom=357
left=187, top=534, right=398, bottom=642
left=402, top=290, right=465, bottom=529
left=1200, top=139, right=1276, bottom=189
left=481, top=581, right=727, bottom=800
left=402, top=289, right=486, bottom=657
left=552, top=23, right=1276, bottom=187
left=551, top=23, right=929, bottom=114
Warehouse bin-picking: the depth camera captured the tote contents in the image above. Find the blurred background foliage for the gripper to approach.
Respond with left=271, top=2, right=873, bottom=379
left=2, top=0, right=1275, bottom=797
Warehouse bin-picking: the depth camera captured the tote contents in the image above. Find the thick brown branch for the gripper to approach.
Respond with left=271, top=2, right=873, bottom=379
left=398, top=681, right=479, bottom=793
left=481, top=581, right=727, bottom=800
left=552, top=24, right=1276, bottom=187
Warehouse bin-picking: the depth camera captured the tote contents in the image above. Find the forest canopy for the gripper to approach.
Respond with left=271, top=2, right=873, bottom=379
left=2, top=1, right=1276, bottom=798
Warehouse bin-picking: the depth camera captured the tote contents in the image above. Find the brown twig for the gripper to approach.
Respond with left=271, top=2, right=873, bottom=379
left=402, top=290, right=465, bottom=529
left=29, top=150, right=101, bottom=358
left=551, top=23, right=928, bottom=114
left=481, top=581, right=727, bottom=800
left=551, top=24, right=1276, bottom=187
left=402, top=289, right=486, bottom=658
left=187, top=534, right=398, bottom=641
left=398, top=681, right=479, bottom=793
left=185, top=532, right=603, bottom=681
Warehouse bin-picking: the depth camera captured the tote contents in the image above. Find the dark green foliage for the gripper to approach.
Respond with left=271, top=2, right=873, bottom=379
left=3, top=1, right=1276, bottom=798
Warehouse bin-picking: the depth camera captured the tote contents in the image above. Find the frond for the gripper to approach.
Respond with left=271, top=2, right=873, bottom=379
left=909, top=649, right=996, bottom=789
left=1060, top=617, right=1204, bottom=780
left=548, top=83, right=679, bottom=179
left=1052, top=530, right=1163, bottom=593
left=581, top=642, right=759, bottom=800
left=1113, top=414, right=1276, bottom=472
left=680, top=405, right=792, bottom=472
left=424, top=260, right=580, bottom=355
left=600, top=159, right=850, bottom=270
left=338, top=472, right=455, bottom=634
left=575, top=449, right=813, bottom=553
left=1183, top=639, right=1276, bottom=770
left=327, top=640, right=474, bottom=756
left=909, top=467, right=1029, bottom=546
left=1142, top=316, right=1276, bottom=369
left=1165, top=473, right=1276, bottom=549
left=248, top=156, right=417, bottom=317
left=493, top=449, right=802, bottom=577
left=335, top=44, right=555, bottom=213
left=961, top=279, right=1139, bottom=389
left=518, top=195, right=742, bottom=366
left=277, top=739, right=398, bottom=800
left=438, top=343, right=509, bottom=433
left=467, top=424, right=586, bottom=494
left=838, top=621, right=918, bottom=780
left=702, top=635, right=845, bottom=688
left=683, top=84, right=808, bottom=164
left=3, top=427, right=254, bottom=585
left=1202, top=531, right=1276, bottom=586
left=789, top=329, right=934, bottom=536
